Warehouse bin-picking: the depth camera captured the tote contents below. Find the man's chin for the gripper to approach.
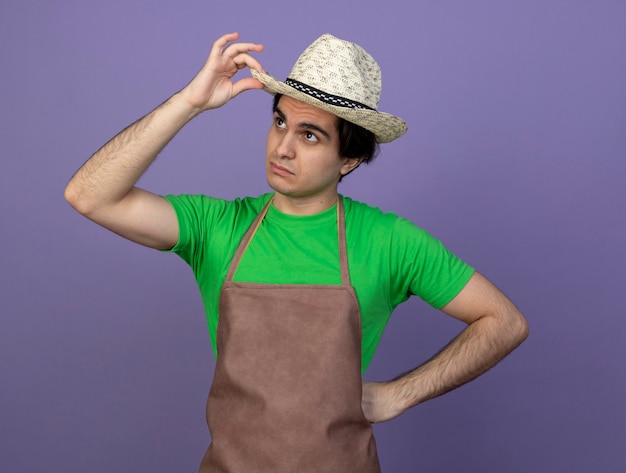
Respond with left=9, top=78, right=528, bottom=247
left=266, top=176, right=293, bottom=195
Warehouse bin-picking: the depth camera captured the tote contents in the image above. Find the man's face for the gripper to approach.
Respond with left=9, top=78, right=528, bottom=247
left=266, top=95, right=359, bottom=206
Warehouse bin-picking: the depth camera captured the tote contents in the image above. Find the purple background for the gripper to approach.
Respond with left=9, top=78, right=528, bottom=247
left=1, top=1, right=625, bottom=472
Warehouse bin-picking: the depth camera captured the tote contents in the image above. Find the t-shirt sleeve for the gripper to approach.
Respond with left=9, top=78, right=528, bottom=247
left=389, top=217, right=474, bottom=309
left=160, top=194, right=228, bottom=269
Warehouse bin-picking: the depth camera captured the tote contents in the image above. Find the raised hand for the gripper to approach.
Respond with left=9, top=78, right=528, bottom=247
left=65, top=31, right=266, bottom=250
left=181, top=32, right=265, bottom=112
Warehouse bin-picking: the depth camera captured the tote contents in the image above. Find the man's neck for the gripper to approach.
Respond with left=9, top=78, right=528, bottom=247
left=272, top=193, right=339, bottom=216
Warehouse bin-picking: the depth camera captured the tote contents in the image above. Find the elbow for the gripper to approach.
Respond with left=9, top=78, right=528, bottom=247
left=64, top=181, right=77, bottom=207
left=64, top=180, right=95, bottom=217
left=64, top=181, right=84, bottom=213
left=508, top=309, right=530, bottom=348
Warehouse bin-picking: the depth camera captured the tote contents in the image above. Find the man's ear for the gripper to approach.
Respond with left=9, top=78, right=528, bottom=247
left=340, top=157, right=363, bottom=177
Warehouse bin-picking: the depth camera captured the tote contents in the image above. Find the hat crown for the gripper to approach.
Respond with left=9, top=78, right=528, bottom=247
left=287, top=34, right=382, bottom=110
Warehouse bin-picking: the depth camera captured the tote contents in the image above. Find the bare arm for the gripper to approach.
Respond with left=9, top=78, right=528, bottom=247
left=362, top=271, right=529, bottom=423
left=64, top=32, right=265, bottom=249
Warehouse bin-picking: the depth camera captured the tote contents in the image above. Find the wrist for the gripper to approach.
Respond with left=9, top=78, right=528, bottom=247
left=387, top=373, right=430, bottom=411
left=363, top=380, right=409, bottom=423
left=170, top=90, right=206, bottom=120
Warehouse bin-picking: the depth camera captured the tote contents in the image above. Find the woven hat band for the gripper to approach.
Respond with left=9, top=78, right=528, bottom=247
left=285, top=78, right=375, bottom=111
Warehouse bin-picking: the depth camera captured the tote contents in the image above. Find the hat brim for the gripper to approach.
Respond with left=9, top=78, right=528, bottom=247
left=252, top=69, right=407, bottom=144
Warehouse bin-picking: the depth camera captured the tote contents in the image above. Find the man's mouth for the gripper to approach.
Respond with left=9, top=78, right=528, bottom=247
left=270, top=162, right=295, bottom=176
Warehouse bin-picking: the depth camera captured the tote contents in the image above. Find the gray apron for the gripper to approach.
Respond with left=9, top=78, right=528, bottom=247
left=198, top=198, right=381, bottom=472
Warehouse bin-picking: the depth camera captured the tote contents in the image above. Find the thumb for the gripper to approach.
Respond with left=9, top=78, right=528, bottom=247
left=231, top=77, right=265, bottom=98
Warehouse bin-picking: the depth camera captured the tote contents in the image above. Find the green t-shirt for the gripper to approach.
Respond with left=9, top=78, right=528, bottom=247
left=163, top=193, right=474, bottom=373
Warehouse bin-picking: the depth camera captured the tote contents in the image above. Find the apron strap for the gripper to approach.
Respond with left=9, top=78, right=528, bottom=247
left=225, top=199, right=272, bottom=282
left=225, top=196, right=351, bottom=286
left=336, top=197, right=350, bottom=286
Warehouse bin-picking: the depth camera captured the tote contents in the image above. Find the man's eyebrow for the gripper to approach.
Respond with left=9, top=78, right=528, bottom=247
left=274, top=106, right=332, bottom=141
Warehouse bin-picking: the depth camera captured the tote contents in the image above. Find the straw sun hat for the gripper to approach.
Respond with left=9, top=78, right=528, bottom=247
left=251, top=34, right=407, bottom=143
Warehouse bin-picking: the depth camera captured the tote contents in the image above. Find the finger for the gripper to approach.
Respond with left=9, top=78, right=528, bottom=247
left=231, top=52, right=265, bottom=74
left=223, top=42, right=264, bottom=63
left=209, top=32, right=240, bottom=56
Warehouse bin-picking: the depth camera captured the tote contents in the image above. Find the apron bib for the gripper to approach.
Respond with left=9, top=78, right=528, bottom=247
left=198, top=198, right=381, bottom=473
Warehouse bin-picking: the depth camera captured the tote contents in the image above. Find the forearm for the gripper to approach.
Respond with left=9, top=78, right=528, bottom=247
left=362, top=295, right=528, bottom=423
left=65, top=92, right=200, bottom=215
left=391, top=311, right=527, bottom=409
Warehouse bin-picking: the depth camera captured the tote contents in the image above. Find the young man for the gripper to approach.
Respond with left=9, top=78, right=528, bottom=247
left=65, top=32, right=528, bottom=472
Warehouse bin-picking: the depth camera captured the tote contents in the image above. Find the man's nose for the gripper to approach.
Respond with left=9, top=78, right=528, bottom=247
left=275, top=133, right=296, bottom=159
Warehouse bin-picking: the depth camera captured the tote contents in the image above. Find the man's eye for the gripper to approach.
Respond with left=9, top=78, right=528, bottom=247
left=276, top=118, right=286, bottom=128
left=305, top=132, right=318, bottom=142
